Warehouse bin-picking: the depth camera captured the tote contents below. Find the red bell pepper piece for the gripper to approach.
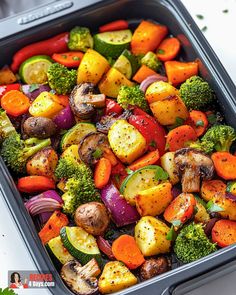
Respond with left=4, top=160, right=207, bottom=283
left=99, top=20, right=129, bottom=33
left=52, top=51, right=84, bottom=68
left=11, top=32, right=69, bottom=72
left=111, top=161, right=128, bottom=189
left=105, top=99, right=123, bottom=116
left=0, top=83, right=20, bottom=99
left=128, top=108, right=166, bottom=155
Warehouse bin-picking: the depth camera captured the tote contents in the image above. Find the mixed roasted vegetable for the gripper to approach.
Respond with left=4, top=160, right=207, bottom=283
left=1, top=18, right=236, bottom=295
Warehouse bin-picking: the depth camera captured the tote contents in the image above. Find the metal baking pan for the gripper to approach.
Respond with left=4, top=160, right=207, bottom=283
left=1, top=0, right=236, bottom=294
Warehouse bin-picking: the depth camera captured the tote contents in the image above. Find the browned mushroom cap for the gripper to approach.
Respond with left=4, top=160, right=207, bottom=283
left=140, top=257, right=169, bottom=281
left=79, top=132, right=111, bottom=165
left=174, top=148, right=214, bottom=193
left=61, top=259, right=100, bottom=295
left=70, top=83, right=105, bottom=120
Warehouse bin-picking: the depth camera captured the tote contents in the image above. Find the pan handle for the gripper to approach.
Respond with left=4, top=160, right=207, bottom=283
left=0, top=0, right=102, bottom=39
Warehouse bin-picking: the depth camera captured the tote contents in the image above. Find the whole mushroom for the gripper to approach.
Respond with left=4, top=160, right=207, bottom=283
left=174, top=148, right=214, bottom=193
left=140, top=257, right=169, bottom=280
left=70, top=83, right=106, bottom=120
left=61, top=259, right=100, bottom=295
left=74, top=202, right=110, bottom=236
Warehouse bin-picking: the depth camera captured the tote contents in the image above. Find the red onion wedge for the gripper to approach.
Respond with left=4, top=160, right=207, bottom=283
left=38, top=212, right=53, bottom=224
left=139, top=74, right=168, bottom=93
left=21, top=84, right=51, bottom=101
left=101, top=183, right=140, bottom=227
left=96, top=236, right=115, bottom=260
left=53, top=105, right=75, bottom=130
left=25, top=190, right=63, bottom=216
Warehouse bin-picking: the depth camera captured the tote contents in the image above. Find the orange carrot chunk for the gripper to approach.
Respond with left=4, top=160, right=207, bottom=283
left=212, top=219, right=236, bottom=248
left=185, top=110, right=208, bottom=137
left=166, top=125, right=197, bottom=152
left=128, top=149, right=160, bottom=171
left=132, top=65, right=157, bottom=84
left=94, top=158, right=112, bottom=189
left=18, top=176, right=55, bottom=193
left=211, top=152, right=236, bottom=180
left=39, top=211, right=69, bottom=244
left=131, top=20, right=168, bottom=55
left=157, top=37, right=181, bottom=61
left=164, top=193, right=196, bottom=225
left=112, top=234, right=145, bottom=269
left=165, top=61, right=198, bottom=86
left=1, top=90, right=30, bottom=117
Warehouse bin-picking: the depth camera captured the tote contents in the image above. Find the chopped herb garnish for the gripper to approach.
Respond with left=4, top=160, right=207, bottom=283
left=149, top=140, right=157, bottom=148
left=222, top=9, right=228, bottom=13
left=114, top=174, right=120, bottom=184
left=196, top=120, right=204, bottom=127
left=175, top=117, right=185, bottom=126
left=154, top=166, right=169, bottom=181
left=104, top=230, right=115, bottom=240
left=196, top=14, right=204, bottom=20
left=207, top=113, right=217, bottom=124
left=72, top=56, right=80, bottom=61
left=166, top=225, right=177, bottom=241
left=201, top=26, right=208, bottom=32
left=157, top=49, right=165, bottom=54
left=172, top=220, right=182, bottom=227
left=61, top=54, right=67, bottom=59
left=29, top=83, right=40, bottom=92
left=126, top=168, right=133, bottom=175
left=92, top=148, right=103, bottom=159
left=206, top=200, right=224, bottom=212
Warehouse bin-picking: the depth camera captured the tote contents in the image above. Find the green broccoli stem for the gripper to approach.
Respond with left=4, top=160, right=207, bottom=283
left=215, top=140, right=231, bottom=152
left=24, top=138, right=51, bottom=158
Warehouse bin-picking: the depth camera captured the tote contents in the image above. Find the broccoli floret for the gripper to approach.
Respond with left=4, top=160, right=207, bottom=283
left=68, top=26, right=93, bottom=52
left=47, top=63, right=77, bottom=95
left=179, top=76, right=214, bottom=110
left=117, top=85, right=149, bottom=112
left=141, top=51, right=162, bottom=72
left=189, top=140, right=215, bottom=154
left=55, top=157, right=100, bottom=215
left=0, top=109, right=17, bottom=143
left=174, top=223, right=217, bottom=263
left=1, top=133, right=51, bottom=173
left=201, top=124, right=236, bottom=152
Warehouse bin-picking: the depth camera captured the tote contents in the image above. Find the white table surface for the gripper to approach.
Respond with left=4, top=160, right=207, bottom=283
left=1, top=0, right=236, bottom=294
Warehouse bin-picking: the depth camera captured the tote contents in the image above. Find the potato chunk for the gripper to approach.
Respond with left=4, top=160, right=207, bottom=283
left=135, top=216, right=171, bottom=256
left=135, top=182, right=173, bottom=216
left=98, top=261, right=137, bottom=294
left=108, top=119, right=146, bottom=164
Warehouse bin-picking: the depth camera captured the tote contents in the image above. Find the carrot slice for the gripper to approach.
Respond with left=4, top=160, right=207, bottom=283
left=157, top=37, right=181, bottom=61
left=39, top=211, right=69, bottom=244
left=52, top=51, right=84, bottom=68
left=54, top=94, right=69, bottom=107
left=112, top=234, right=145, bottom=269
left=212, top=219, right=236, bottom=248
left=165, top=61, right=198, bottom=86
left=18, top=176, right=55, bottom=193
left=99, top=20, right=129, bottom=33
left=186, top=110, right=208, bottom=137
left=201, top=179, right=226, bottom=202
left=94, top=158, right=112, bottom=189
left=1, top=90, right=30, bottom=117
left=131, top=20, right=168, bottom=54
left=211, top=152, right=236, bottom=180
left=166, top=125, right=197, bottom=152
left=133, top=65, right=157, bottom=84
left=128, top=150, right=160, bottom=171
left=164, top=193, right=196, bottom=225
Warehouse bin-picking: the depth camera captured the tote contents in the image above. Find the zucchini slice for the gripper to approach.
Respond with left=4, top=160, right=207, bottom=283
left=94, top=30, right=132, bottom=58
left=19, top=55, right=53, bottom=84
left=46, top=236, right=74, bottom=266
left=60, top=226, right=102, bottom=266
left=120, top=165, right=164, bottom=205
left=113, top=54, right=132, bottom=79
left=60, top=122, right=96, bottom=151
